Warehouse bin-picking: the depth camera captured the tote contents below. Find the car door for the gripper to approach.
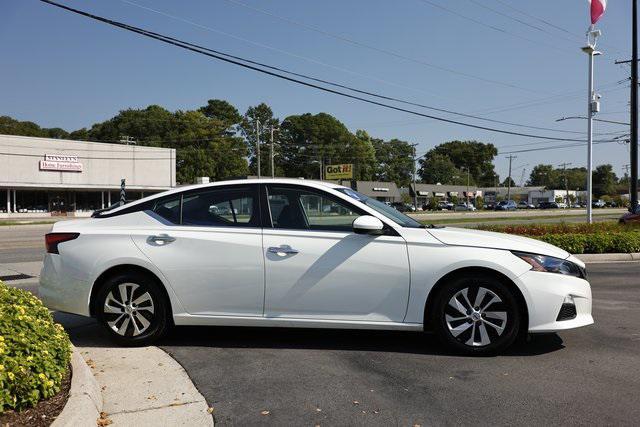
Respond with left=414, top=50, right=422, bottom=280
left=131, top=184, right=265, bottom=317
left=262, top=184, right=411, bottom=322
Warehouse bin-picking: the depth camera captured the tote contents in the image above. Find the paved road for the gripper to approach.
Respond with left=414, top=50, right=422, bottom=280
left=3, top=225, right=639, bottom=425
left=0, top=224, right=50, bottom=263
left=156, top=262, right=640, bottom=426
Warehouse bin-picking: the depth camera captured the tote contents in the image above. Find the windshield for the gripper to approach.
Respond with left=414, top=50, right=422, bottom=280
left=336, top=188, right=423, bottom=228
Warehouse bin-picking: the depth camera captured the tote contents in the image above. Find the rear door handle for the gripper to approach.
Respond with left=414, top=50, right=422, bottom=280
left=267, top=245, right=299, bottom=256
left=148, top=234, right=176, bottom=245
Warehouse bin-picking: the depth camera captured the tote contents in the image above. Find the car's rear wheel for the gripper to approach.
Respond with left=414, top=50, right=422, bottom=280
left=95, top=271, right=169, bottom=346
left=432, top=273, right=520, bottom=355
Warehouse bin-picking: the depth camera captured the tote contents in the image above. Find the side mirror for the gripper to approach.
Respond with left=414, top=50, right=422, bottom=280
left=352, top=215, right=384, bottom=235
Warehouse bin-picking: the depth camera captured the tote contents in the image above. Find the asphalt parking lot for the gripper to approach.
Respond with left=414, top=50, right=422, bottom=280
left=2, top=224, right=639, bottom=425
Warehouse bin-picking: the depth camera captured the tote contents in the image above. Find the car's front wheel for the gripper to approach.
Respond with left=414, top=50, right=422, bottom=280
left=432, top=273, right=520, bottom=355
left=95, top=271, right=169, bottom=346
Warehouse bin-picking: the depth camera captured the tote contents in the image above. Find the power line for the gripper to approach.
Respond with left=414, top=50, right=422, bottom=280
left=119, top=0, right=589, bottom=135
left=466, top=0, right=580, bottom=45
left=490, top=0, right=583, bottom=41
left=118, top=0, right=455, bottom=103
left=222, top=0, right=551, bottom=94
left=38, top=0, right=618, bottom=145
left=417, top=0, right=574, bottom=55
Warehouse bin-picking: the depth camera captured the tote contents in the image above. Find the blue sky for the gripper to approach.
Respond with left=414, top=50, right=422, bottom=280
left=0, top=0, right=634, bottom=180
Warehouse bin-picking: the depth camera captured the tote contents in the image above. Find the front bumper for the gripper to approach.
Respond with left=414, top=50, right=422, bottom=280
left=517, top=270, right=593, bottom=333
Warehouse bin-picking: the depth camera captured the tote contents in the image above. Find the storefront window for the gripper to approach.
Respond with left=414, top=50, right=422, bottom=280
left=15, top=190, right=49, bottom=213
left=75, top=192, right=102, bottom=212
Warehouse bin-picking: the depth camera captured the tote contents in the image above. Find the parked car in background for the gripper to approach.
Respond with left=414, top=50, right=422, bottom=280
left=454, top=202, right=477, bottom=212
left=437, top=201, right=454, bottom=211
left=483, top=202, right=496, bottom=210
left=538, top=201, right=560, bottom=209
left=592, top=199, right=606, bottom=208
left=571, top=203, right=582, bottom=208
left=495, top=200, right=517, bottom=211
left=557, top=202, right=567, bottom=209
left=517, top=201, right=535, bottom=209
left=390, top=202, right=415, bottom=212
left=619, top=204, right=640, bottom=224
left=40, top=178, right=593, bottom=355
left=605, top=201, right=618, bottom=208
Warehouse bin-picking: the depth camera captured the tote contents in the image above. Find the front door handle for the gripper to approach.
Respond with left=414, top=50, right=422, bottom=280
left=148, top=234, right=176, bottom=245
left=267, top=245, right=299, bottom=256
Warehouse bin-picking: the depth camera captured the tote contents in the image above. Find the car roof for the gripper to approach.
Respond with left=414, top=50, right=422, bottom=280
left=100, top=178, right=347, bottom=215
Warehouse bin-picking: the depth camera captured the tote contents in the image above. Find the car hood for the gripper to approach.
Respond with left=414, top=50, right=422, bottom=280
left=427, top=227, right=570, bottom=259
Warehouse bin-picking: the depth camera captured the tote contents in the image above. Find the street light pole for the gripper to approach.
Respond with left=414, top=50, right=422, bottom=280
left=582, top=28, right=602, bottom=224
left=411, top=143, right=418, bottom=210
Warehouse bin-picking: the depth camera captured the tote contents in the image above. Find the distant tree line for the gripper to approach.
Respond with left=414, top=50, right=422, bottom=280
left=0, top=101, right=633, bottom=197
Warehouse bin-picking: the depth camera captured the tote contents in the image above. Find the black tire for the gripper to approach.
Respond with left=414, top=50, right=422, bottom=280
left=431, top=273, right=520, bottom=355
left=95, top=271, right=169, bottom=346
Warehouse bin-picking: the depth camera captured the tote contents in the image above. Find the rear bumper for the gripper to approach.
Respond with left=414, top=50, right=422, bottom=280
left=39, top=253, right=92, bottom=317
left=518, top=270, right=593, bottom=333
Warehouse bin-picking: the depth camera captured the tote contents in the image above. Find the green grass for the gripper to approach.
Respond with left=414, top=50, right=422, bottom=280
left=419, top=213, right=620, bottom=225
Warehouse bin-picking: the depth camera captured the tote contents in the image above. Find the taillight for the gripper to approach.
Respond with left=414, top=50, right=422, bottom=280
left=45, top=233, right=79, bottom=254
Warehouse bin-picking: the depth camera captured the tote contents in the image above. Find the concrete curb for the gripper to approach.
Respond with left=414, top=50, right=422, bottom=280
left=52, top=345, right=103, bottom=427
left=575, top=252, right=640, bottom=263
left=81, top=345, right=214, bottom=426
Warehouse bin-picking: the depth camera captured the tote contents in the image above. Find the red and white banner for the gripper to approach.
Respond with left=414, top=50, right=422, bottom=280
left=590, top=0, right=607, bottom=25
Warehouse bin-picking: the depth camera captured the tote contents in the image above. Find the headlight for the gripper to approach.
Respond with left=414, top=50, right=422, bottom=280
left=512, top=251, right=586, bottom=279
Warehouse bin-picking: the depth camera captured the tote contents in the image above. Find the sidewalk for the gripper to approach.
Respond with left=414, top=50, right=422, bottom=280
left=54, top=313, right=214, bottom=426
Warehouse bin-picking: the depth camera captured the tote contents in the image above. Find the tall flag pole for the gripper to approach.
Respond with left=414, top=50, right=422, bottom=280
left=582, top=0, right=606, bottom=224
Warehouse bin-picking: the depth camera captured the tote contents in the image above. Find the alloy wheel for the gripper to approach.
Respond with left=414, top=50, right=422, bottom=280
left=103, top=282, right=155, bottom=337
left=445, top=286, right=508, bottom=347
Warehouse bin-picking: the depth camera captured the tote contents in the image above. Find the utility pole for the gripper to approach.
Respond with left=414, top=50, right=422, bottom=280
left=506, top=155, right=516, bottom=201
left=267, top=126, right=279, bottom=178
left=559, top=162, right=572, bottom=208
left=633, top=0, right=639, bottom=212
left=461, top=166, right=470, bottom=207
left=410, top=143, right=418, bottom=210
left=255, top=119, right=261, bottom=178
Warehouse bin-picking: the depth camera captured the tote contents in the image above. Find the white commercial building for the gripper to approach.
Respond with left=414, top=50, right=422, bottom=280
left=1, top=134, right=176, bottom=218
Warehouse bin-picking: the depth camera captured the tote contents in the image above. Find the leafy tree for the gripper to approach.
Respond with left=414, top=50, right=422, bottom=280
left=593, top=164, right=618, bottom=197
left=239, top=103, right=279, bottom=176
left=352, top=130, right=378, bottom=180
left=199, top=99, right=242, bottom=134
left=278, top=113, right=366, bottom=180
left=502, top=177, right=516, bottom=187
left=418, top=153, right=466, bottom=185
left=418, top=140, right=498, bottom=186
left=527, top=164, right=558, bottom=188
left=372, top=138, right=415, bottom=187
left=0, top=115, right=69, bottom=139
left=83, top=105, right=248, bottom=184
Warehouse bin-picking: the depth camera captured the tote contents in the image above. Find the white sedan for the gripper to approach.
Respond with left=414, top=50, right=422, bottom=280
left=40, top=179, right=593, bottom=354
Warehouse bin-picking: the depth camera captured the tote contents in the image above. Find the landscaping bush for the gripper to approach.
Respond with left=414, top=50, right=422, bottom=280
left=478, top=222, right=640, bottom=236
left=0, top=281, right=71, bottom=412
left=477, top=222, right=640, bottom=254
left=536, top=232, right=640, bottom=254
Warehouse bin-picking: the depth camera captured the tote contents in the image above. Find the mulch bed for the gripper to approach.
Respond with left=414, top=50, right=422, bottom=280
left=0, top=366, right=72, bottom=427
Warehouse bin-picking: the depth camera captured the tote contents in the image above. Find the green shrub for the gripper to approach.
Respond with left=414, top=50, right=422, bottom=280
left=478, top=222, right=640, bottom=237
left=0, top=281, right=71, bottom=412
left=538, top=232, right=640, bottom=254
